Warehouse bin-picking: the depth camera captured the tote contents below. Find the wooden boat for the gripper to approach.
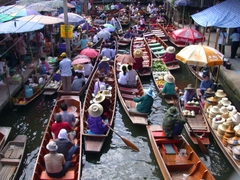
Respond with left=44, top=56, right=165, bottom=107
left=149, top=23, right=168, bottom=41
left=82, top=66, right=117, bottom=152
left=91, top=6, right=119, bottom=18
left=14, top=74, right=52, bottom=106
left=118, top=37, right=131, bottom=46
left=144, top=33, right=180, bottom=71
left=130, top=37, right=152, bottom=76
left=0, top=135, right=27, bottom=180
left=163, top=23, right=178, bottom=34
left=92, top=38, right=104, bottom=50
left=43, top=78, right=61, bottom=96
left=0, top=127, right=11, bottom=151
left=106, top=15, right=123, bottom=35
left=147, top=125, right=215, bottom=180
left=118, top=11, right=131, bottom=26
left=152, top=59, right=178, bottom=104
left=177, top=100, right=211, bottom=145
left=168, top=33, right=188, bottom=48
left=114, top=62, right=148, bottom=125
left=93, top=16, right=106, bottom=27
left=32, top=96, right=83, bottom=180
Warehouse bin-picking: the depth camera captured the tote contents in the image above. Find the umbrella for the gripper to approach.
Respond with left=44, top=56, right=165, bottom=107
left=97, top=30, right=111, bottom=40
left=58, top=13, right=85, bottom=24
left=176, top=45, right=223, bottom=66
left=81, top=23, right=92, bottom=31
left=104, top=27, right=115, bottom=32
left=170, top=28, right=205, bottom=44
left=174, top=0, right=194, bottom=6
left=10, top=8, right=40, bottom=18
left=46, top=0, right=75, bottom=8
left=0, top=5, right=25, bottom=14
left=115, top=54, right=136, bottom=64
left=72, top=55, right=91, bottom=65
left=0, top=14, right=14, bottom=22
left=103, top=23, right=115, bottom=29
left=93, top=19, right=105, bottom=25
left=80, top=48, right=99, bottom=58
left=0, top=20, right=44, bottom=34
left=26, top=3, right=56, bottom=12
left=17, top=15, right=63, bottom=25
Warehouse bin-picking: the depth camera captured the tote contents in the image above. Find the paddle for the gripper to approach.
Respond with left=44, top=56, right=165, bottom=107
left=103, top=122, right=139, bottom=152
left=172, top=98, right=209, bottom=155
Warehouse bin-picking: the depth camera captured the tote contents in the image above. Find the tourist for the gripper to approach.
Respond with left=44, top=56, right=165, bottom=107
left=182, top=84, right=196, bottom=104
left=218, top=28, right=227, bottom=55
left=55, top=129, right=78, bottom=161
left=199, top=74, right=214, bottom=96
left=86, top=103, right=109, bottom=134
left=83, top=62, right=93, bottom=77
left=98, top=56, right=110, bottom=75
left=161, top=74, right=176, bottom=95
left=51, top=113, right=73, bottom=139
left=93, top=93, right=111, bottom=119
left=101, top=44, right=112, bottom=60
left=94, top=75, right=106, bottom=95
left=33, top=30, right=45, bottom=57
left=229, top=28, right=240, bottom=59
left=126, top=65, right=137, bottom=86
left=132, top=87, right=155, bottom=114
left=133, top=49, right=144, bottom=72
left=162, top=106, right=186, bottom=138
left=60, top=102, right=77, bottom=128
left=160, top=46, right=176, bottom=63
left=71, top=72, right=85, bottom=91
left=44, top=141, right=71, bottom=178
left=38, top=57, right=50, bottom=75
left=59, top=52, right=72, bottom=92
left=76, top=34, right=89, bottom=50
left=118, top=64, right=128, bottom=85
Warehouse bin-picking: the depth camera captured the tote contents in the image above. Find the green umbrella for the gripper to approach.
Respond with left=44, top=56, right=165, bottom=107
left=0, top=14, right=14, bottom=22
left=103, top=23, right=115, bottom=29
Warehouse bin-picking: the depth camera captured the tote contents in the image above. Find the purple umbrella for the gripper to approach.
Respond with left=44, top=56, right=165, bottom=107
left=103, top=27, right=115, bottom=32
left=82, top=23, right=92, bottom=30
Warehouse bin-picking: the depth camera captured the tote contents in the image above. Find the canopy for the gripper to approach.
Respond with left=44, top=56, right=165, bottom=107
left=17, top=15, right=63, bottom=25
left=191, top=0, right=240, bottom=28
left=26, top=3, right=56, bottom=12
left=174, top=0, right=194, bottom=6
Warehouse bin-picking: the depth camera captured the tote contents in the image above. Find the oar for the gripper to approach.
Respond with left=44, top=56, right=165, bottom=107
left=104, top=122, right=139, bottom=152
left=172, top=98, right=209, bottom=155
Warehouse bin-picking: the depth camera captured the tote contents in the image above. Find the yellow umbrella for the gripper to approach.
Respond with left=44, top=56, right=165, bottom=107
left=176, top=45, right=223, bottom=66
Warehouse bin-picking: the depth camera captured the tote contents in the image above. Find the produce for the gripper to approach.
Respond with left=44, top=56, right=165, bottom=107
left=152, top=59, right=168, bottom=71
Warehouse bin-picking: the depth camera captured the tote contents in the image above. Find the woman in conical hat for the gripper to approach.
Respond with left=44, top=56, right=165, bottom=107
left=182, top=84, right=196, bottom=104
left=161, top=74, right=176, bottom=95
left=160, top=46, right=176, bottom=63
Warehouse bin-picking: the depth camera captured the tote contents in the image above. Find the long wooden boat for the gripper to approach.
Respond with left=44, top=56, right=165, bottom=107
left=32, top=95, right=82, bottom=180
left=177, top=100, right=211, bottom=145
left=91, top=7, right=119, bottom=18
left=144, top=33, right=180, bottom=71
left=93, top=16, right=106, bottom=27
left=199, top=99, right=240, bottom=175
left=114, top=61, right=148, bottom=125
left=106, top=15, right=123, bottom=35
left=149, top=23, right=168, bottom=41
left=0, top=127, right=11, bottom=151
left=0, top=135, right=27, bottom=180
left=130, top=37, right=152, bottom=77
left=118, top=37, right=131, bottom=46
left=147, top=125, right=215, bottom=180
left=163, top=23, right=178, bottom=34
left=82, top=66, right=117, bottom=152
left=14, top=74, right=53, bottom=106
left=92, top=38, right=104, bottom=50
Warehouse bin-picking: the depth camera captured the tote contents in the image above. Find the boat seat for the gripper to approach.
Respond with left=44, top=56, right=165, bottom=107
left=154, top=51, right=166, bottom=55
left=150, top=46, right=164, bottom=51
left=119, top=87, right=139, bottom=94
left=149, top=43, right=161, bottom=47
left=163, top=144, right=176, bottom=154
left=0, top=165, right=17, bottom=180
left=0, top=158, right=20, bottom=164
left=128, top=108, right=148, bottom=116
left=152, top=131, right=165, bottom=138
left=121, top=93, right=135, bottom=100
left=40, top=168, right=75, bottom=180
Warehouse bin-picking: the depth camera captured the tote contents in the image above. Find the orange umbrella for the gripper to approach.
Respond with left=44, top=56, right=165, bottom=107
left=115, top=54, right=136, bottom=64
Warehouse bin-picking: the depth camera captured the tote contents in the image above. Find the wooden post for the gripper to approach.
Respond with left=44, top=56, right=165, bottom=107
left=63, top=0, right=71, bottom=56
left=207, top=27, right=212, bottom=46
left=182, top=7, right=185, bottom=28
left=215, top=28, right=220, bottom=49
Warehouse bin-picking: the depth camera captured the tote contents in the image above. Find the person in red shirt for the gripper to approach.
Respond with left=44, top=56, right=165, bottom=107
left=160, top=46, right=176, bottom=63
left=51, top=113, right=73, bottom=139
left=133, top=49, right=143, bottom=71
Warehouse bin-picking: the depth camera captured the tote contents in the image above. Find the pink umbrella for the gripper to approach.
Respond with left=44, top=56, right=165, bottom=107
left=170, top=28, right=205, bottom=44
left=72, top=55, right=91, bottom=65
left=80, top=48, right=99, bottom=58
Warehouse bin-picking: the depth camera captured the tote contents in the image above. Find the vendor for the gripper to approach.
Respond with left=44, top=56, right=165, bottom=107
left=160, top=46, right=176, bottom=63
left=161, top=74, right=176, bottom=95
left=38, top=57, right=50, bottom=75
left=199, top=74, right=214, bottom=96
left=182, top=84, right=196, bottom=104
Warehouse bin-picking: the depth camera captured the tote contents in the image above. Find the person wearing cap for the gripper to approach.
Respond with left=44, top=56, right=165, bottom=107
left=71, top=72, right=85, bottom=91
left=162, top=106, right=186, bottom=138
left=199, top=74, right=214, bottom=96
left=86, top=103, right=109, bottom=134
left=118, top=64, right=128, bottom=85
left=93, top=93, right=111, bottom=119
left=160, top=46, right=176, bottom=63
left=38, top=57, right=50, bottom=75
left=44, top=141, right=71, bottom=178
left=59, top=52, right=72, bottom=92
left=182, top=84, right=196, bottom=104
left=51, top=113, right=73, bottom=139
left=133, top=49, right=144, bottom=72
left=55, top=129, right=78, bottom=161
left=94, top=75, right=106, bottom=95
left=161, top=74, right=176, bottom=95
left=98, top=56, right=110, bottom=75
left=126, top=65, right=137, bottom=86
left=133, top=87, right=155, bottom=114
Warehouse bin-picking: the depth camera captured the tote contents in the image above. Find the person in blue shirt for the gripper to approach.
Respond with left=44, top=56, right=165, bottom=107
left=182, top=84, right=196, bottom=104
left=200, top=74, right=214, bottom=95
left=76, top=34, right=89, bottom=50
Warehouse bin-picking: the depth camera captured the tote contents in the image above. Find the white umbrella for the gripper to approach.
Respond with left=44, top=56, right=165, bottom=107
left=0, top=20, right=44, bottom=34
left=97, top=30, right=111, bottom=40
left=26, top=3, right=56, bottom=12
left=17, top=15, right=63, bottom=25
left=58, top=13, right=85, bottom=24
left=46, top=0, right=75, bottom=9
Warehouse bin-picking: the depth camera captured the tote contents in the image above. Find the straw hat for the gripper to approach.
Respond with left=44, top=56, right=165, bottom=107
left=60, top=52, right=67, bottom=57
left=99, top=90, right=112, bottom=97
left=144, top=87, right=155, bottom=98
left=206, top=96, right=217, bottom=103
left=220, top=106, right=228, bottom=114
left=219, top=98, right=231, bottom=106
left=210, top=106, right=220, bottom=114
left=133, top=49, right=143, bottom=58
left=88, top=103, right=103, bottom=117
left=227, top=105, right=236, bottom=112
left=93, top=94, right=105, bottom=104
left=164, top=74, right=175, bottom=83
left=77, top=64, right=84, bottom=71
left=205, top=88, right=215, bottom=94
left=87, top=42, right=93, bottom=47
left=233, top=113, right=240, bottom=125
left=101, top=56, right=110, bottom=62
left=167, top=106, right=179, bottom=116
left=215, top=89, right=226, bottom=98
left=166, top=46, right=175, bottom=54
left=46, top=141, right=58, bottom=151
left=184, top=84, right=195, bottom=90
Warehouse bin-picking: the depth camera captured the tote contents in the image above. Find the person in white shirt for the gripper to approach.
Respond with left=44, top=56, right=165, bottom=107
left=230, top=28, right=240, bottom=58
left=118, top=65, right=128, bottom=85
left=93, top=33, right=99, bottom=43
left=126, top=65, right=137, bottom=86
left=83, top=62, right=93, bottom=77
left=218, top=28, right=227, bottom=55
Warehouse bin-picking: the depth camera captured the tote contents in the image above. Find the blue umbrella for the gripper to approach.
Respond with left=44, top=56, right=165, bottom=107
left=103, top=27, right=115, bottom=32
